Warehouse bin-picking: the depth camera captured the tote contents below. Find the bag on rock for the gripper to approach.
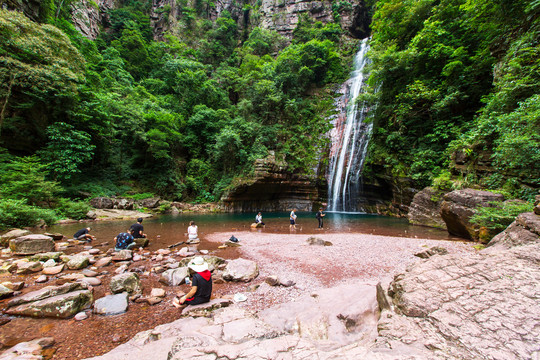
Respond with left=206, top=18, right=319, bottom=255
left=229, top=235, right=239, bottom=243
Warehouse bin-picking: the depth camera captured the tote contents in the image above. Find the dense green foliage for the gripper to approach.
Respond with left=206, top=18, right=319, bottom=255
left=470, top=200, right=534, bottom=232
left=367, top=0, right=540, bottom=200
left=0, top=2, right=354, bottom=229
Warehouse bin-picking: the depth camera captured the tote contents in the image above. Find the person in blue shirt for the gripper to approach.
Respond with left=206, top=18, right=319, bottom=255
left=114, top=230, right=136, bottom=251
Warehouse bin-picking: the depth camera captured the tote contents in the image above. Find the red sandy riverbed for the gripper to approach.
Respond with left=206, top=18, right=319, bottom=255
left=0, top=231, right=476, bottom=359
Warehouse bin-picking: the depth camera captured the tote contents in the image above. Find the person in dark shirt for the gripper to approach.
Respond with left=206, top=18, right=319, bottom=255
left=114, top=231, right=136, bottom=251
left=73, top=227, right=95, bottom=241
left=173, top=256, right=212, bottom=307
left=129, top=217, right=146, bottom=238
left=315, top=207, right=326, bottom=229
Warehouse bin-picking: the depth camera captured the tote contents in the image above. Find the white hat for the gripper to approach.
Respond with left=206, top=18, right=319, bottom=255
left=188, top=256, right=209, bottom=272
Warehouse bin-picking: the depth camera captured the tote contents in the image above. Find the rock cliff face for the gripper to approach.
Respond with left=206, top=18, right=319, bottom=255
left=259, top=0, right=370, bottom=38
left=221, top=153, right=323, bottom=212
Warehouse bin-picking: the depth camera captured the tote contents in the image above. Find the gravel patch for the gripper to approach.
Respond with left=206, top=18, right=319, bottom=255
left=207, top=232, right=476, bottom=312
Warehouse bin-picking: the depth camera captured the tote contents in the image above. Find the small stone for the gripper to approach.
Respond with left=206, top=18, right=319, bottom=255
left=36, top=275, right=48, bottom=283
left=89, top=249, right=100, bottom=255
left=265, top=275, right=280, bottom=286
left=115, top=264, right=128, bottom=274
left=150, top=288, right=166, bottom=298
left=132, top=254, right=142, bottom=262
left=42, top=259, right=57, bottom=268
left=199, top=250, right=209, bottom=255
left=16, top=261, right=43, bottom=274
left=146, top=297, right=162, bottom=305
left=78, top=277, right=101, bottom=286
left=82, top=269, right=98, bottom=277
left=157, top=249, right=171, bottom=255
left=156, top=254, right=163, bottom=261
left=74, top=312, right=88, bottom=321
left=42, top=264, right=64, bottom=275
left=2, top=281, right=25, bottom=291
left=94, top=257, right=112, bottom=268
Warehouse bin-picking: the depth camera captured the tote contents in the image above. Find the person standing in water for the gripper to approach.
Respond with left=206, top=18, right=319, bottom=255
left=289, top=209, right=297, bottom=229
left=316, top=207, right=325, bottom=229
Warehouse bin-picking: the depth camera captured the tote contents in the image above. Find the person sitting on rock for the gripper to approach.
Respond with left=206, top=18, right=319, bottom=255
left=129, top=217, right=147, bottom=238
left=187, top=221, right=199, bottom=243
left=73, top=227, right=95, bottom=242
left=173, top=256, right=212, bottom=307
left=114, top=230, right=136, bottom=251
left=255, top=212, right=265, bottom=226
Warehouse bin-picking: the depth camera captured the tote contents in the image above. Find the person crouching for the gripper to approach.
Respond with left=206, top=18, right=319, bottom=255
left=114, top=230, right=136, bottom=251
left=173, top=256, right=212, bottom=307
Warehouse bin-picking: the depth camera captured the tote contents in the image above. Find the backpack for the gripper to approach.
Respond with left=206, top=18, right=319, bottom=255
left=229, top=235, right=239, bottom=243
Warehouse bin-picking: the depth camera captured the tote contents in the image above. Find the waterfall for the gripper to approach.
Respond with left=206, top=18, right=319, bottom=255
left=327, top=38, right=372, bottom=212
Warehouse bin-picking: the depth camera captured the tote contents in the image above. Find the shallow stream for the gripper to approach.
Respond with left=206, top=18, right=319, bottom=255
left=39, top=212, right=463, bottom=249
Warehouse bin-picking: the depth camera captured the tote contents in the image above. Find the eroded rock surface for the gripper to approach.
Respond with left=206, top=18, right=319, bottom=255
left=379, top=217, right=540, bottom=360
left=487, top=212, right=540, bottom=250
left=84, top=283, right=390, bottom=360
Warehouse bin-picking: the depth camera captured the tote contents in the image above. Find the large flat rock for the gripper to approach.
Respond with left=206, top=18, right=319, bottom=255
left=381, top=229, right=540, bottom=360
left=9, top=234, right=55, bottom=255
left=5, top=290, right=93, bottom=318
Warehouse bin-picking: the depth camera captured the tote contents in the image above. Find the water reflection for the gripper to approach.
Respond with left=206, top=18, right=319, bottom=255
left=39, top=212, right=463, bottom=251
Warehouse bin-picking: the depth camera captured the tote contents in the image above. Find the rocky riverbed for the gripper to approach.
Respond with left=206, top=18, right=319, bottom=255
left=1, top=212, right=539, bottom=359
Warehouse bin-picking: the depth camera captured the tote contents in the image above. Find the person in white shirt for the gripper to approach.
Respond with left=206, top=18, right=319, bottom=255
left=255, top=212, right=265, bottom=226
left=187, top=221, right=199, bottom=243
left=289, top=209, right=297, bottom=229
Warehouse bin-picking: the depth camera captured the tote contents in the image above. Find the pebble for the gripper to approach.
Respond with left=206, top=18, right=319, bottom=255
left=200, top=250, right=209, bottom=255
left=150, top=288, right=166, bottom=298
left=79, top=277, right=101, bottom=286
left=35, top=275, right=48, bottom=283
left=146, top=297, right=162, bottom=305
left=132, top=254, right=142, bottom=262
left=89, top=249, right=100, bottom=255
left=82, top=269, right=98, bottom=277
left=157, top=249, right=171, bottom=255
left=115, top=265, right=128, bottom=274
left=42, top=259, right=57, bottom=268
left=74, top=312, right=88, bottom=321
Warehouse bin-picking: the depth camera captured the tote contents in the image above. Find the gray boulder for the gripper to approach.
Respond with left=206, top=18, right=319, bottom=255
left=414, top=246, right=448, bottom=259
left=90, top=197, right=114, bottom=209
left=9, top=234, right=55, bottom=255
left=94, top=292, right=129, bottom=315
left=160, top=267, right=190, bottom=286
left=222, top=258, right=259, bottom=282
left=5, top=283, right=92, bottom=318
left=67, top=255, right=90, bottom=270
left=0, top=229, right=31, bottom=247
left=139, top=197, right=160, bottom=208
left=440, top=189, right=504, bottom=241
left=306, top=237, right=332, bottom=246
left=16, top=261, right=43, bottom=274
left=112, top=249, right=132, bottom=261
left=110, top=272, right=141, bottom=294
left=407, top=187, right=447, bottom=229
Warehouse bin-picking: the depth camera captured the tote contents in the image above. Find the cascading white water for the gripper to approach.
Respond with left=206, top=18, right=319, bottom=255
left=327, top=38, right=373, bottom=212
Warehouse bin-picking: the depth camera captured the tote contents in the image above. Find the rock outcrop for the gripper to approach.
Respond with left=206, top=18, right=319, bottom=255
left=259, top=0, right=370, bottom=39
left=378, top=217, right=540, bottom=360
left=5, top=283, right=93, bottom=318
left=407, top=187, right=446, bottom=229
left=9, top=234, right=55, bottom=255
left=440, top=189, right=504, bottom=241
left=221, top=152, right=322, bottom=212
